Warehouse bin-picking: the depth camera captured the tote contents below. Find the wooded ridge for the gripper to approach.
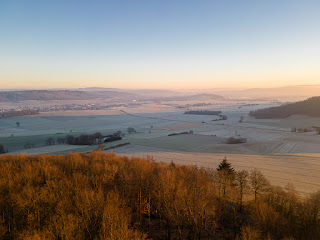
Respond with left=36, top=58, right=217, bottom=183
left=0, top=152, right=319, bottom=239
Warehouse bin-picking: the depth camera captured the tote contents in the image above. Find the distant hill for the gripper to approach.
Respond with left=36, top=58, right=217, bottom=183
left=80, top=88, right=225, bottom=100
left=0, top=90, right=97, bottom=102
left=0, top=90, right=139, bottom=102
left=239, top=85, right=320, bottom=98
left=208, top=85, right=320, bottom=100
left=123, top=89, right=183, bottom=97
left=0, top=89, right=225, bottom=102
left=153, top=93, right=225, bottom=101
left=249, top=96, right=320, bottom=119
left=186, top=93, right=225, bottom=101
left=87, top=90, right=137, bottom=99
left=79, top=87, right=182, bottom=97
left=78, top=87, right=120, bottom=91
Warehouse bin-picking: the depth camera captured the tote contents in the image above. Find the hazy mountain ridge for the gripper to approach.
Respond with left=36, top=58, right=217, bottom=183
left=0, top=89, right=225, bottom=102
left=208, top=85, right=320, bottom=100
left=2, top=85, right=319, bottom=102
left=0, top=90, right=97, bottom=102
left=79, top=87, right=182, bottom=97
left=87, top=90, right=137, bottom=99
left=249, top=96, right=320, bottom=119
left=151, top=93, right=225, bottom=101
left=240, top=85, right=320, bottom=98
left=0, top=90, right=136, bottom=102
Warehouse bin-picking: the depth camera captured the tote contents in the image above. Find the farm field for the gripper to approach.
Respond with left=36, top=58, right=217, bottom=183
left=1, top=101, right=320, bottom=196
left=2, top=102, right=320, bottom=155
left=112, top=144, right=320, bottom=196
left=11, top=144, right=91, bottom=155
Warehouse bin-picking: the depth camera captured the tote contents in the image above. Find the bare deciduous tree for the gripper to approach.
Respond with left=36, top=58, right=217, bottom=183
left=250, top=168, right=270, bottom=201
left=236, top=170, right=249, bottom=208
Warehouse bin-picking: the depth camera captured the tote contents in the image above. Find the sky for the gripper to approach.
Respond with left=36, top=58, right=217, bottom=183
left=0, top=0, right=320, bottom=90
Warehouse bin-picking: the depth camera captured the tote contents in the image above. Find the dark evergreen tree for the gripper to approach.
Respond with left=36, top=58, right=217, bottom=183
left=216, top=157, right=236, bottom=199
left=217, top=157, right=235, bottom=175
left=0, top=144, right=5, bottom=154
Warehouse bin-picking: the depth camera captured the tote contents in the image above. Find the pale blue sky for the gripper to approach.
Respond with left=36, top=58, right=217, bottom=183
left=1, top=1, right=320, bottom=89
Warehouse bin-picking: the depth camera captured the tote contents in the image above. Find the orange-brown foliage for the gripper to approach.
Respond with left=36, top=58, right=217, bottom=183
left=0, top=151, right=319, bottom=240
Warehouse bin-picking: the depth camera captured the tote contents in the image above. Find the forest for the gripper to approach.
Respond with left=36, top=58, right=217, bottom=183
left=0, top=152, right=319, bottom=240
left=0, top=110, right=39, bottom=119
left=56, top=132, right=104, bottom=145
left=249, top=96, right=320, bottom=119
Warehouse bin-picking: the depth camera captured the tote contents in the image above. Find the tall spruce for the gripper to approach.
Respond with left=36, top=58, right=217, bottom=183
left=0, top=144, right=5, bottom=154
left=217, top=157, right=235, bottom=175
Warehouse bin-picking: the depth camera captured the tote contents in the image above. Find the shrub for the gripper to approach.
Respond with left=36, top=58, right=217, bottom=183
left=227, top=137, right=247, bottom=144
left=24, top=142, right=35, bottom=149
left=127, top=127, right=136, bottom=134
left=45, top=137, right=55, bottom=145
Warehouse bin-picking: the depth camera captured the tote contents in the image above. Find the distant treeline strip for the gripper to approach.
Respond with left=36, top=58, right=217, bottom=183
left=185, top=110, right=222, bottom=115
left=168, top=131, right=191, bottom=136
left=104, top=142, right=130, bottom=150
left=57, top=132, right=103, bottom=145
left=0, top=109, right=39, bottom=118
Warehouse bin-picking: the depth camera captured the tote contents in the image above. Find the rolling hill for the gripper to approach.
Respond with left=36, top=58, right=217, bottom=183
left=249, top=96, right=320, bottom=119
left=0, top=90, right=96, bottom=102
left=151, top=93, right=225, bottom=101
left=0, top=90, right=137, bottom=102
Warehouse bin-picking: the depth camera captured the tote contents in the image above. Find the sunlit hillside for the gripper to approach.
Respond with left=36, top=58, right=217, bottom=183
left=0, top=151, right=319, bottom=240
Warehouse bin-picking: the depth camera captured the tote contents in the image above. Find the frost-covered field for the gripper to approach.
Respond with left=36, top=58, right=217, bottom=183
left=1, top=101, right=320, bottom=195
left=1, top=102, right=320, bottom=154
left=113, top=144, right=320, bottom=196
left=11, top=144, right=91, bottom=155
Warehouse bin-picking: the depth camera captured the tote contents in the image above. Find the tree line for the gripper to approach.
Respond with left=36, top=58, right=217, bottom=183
left=55, top=132, right=104, bottom=145
left=0, top=152, right=319, bottom=239
left=249, top=96, right=320, bottom=119
left=185, top=110, right=222, bottom=115
left=0, top=110, right=39, bottom=119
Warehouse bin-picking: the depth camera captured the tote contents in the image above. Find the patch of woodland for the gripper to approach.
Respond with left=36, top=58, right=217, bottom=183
left=56, top=132, right=104, bottom=145
left=0, top=153, right=319, bottom=239
left=0, top=110, right=39, bottom=118
left=104, top=142, right=130, bottom=150
left=249, top=96, right=320, bottom=119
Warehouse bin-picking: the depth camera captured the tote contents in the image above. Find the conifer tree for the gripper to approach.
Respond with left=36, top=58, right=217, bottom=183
left=0, top=144, right=5, bottom=154
left=216, top=157, right=236, bottom=199
left=217, top=157, right=235, bottom=175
